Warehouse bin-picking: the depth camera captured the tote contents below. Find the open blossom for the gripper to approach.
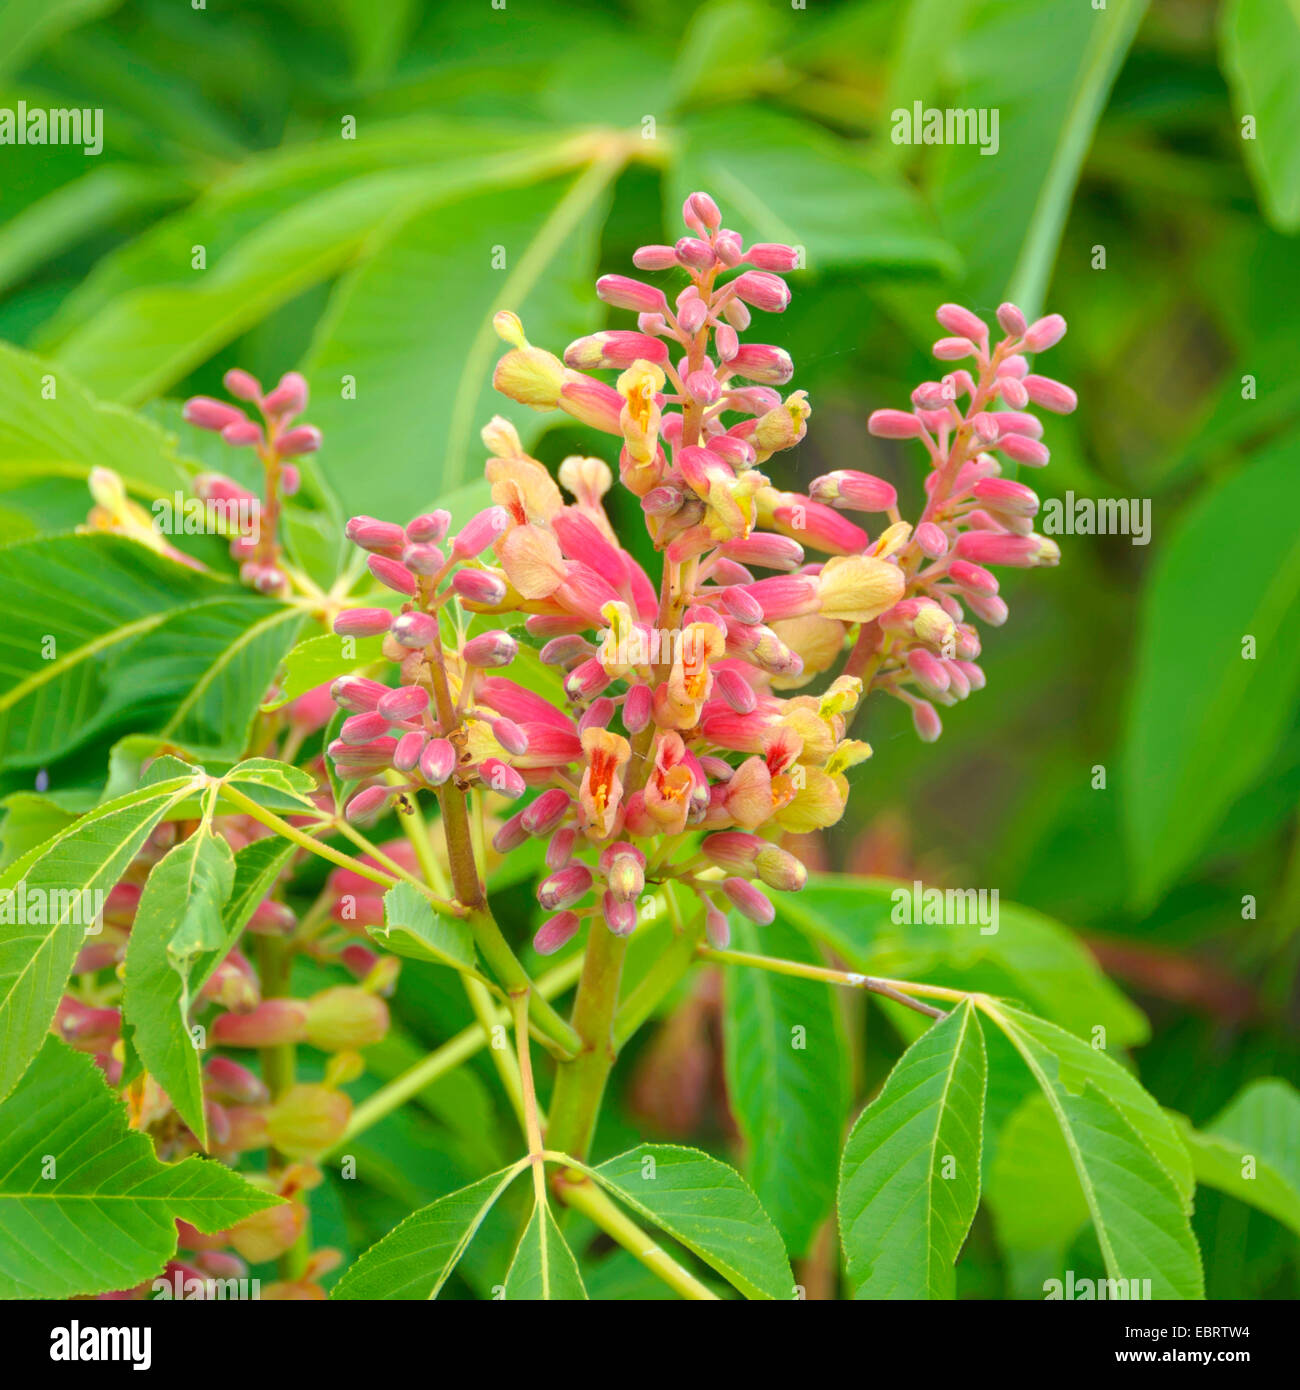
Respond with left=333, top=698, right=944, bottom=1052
left=309, top=194, right=1070, bottom=951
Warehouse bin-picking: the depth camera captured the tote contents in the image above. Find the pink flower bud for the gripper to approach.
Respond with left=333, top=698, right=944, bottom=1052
left=418, top=738, right=456, bottom=786
left=281, top=464, right=301, bottom=495
left=452, top=568, right=508, bottom=605
left=997, top=376, right=1030, bottom=409
left=368, top=554, right=418, bottom=596
left=996, top=303, right=1027, bottom=336
left=402, top=543, right=444, bottom=576
left=537, top=863, right=593, bottom=911
left=346, top=515, right=407, bottom=553
left=54, top=998, right=121, bottom=1053
left=632, top=244, right=678, bottom=270
left=715, top=666, right=758, bottom=714
left=715, top=324, right=739, bottom=361
left=560, top=374, right=625, bottom=433
left=340, top=711, right=391, bottom=746
left=1022, top=374, right=1077, bottom=414
left=675, top=236, right=716, bottom=270
left=212, top=999, right=309, bottom=1048
left=906, top=648, right=950, bottom=697
left=623, top=682, right=652, bottom=733
left=933, top=337, right=977, bottom=361
left=204, top=1056, right=269, bottom=1105
left=521, top=788, right=571, bottom=837
left=686, top=191, right=721, bottom=232
left=911, top=699, right=942, bottom=742
left=333, top=608, right=392, bottom=638
left=998, top=435, right=1050, bottom=467
left=493, top=809, right=528, bottom=853
left=479, top=757, right=525, bottom=799
left=936, top=304, right=988, bottom=340
left=727, top=344, right=793, bottom=385
left=540, top=634, right=593, bottom=667
left=988, top=410, right=1043, bottom=441
left=812, top=468, right=899, bottom=510
left=747, top=242, right=799, bottom=272
left=564, top=657, right=612, bottom=701
left=744, top=574, right=820, bottom=622
left=915, top=521, right=948, bottom=557
left=345, top=785, right=398, bottom=822
left=407, top=510, right=451, bottom=544
left=262, top=371, right=309, bottom=416
left=546, top=827, right=577, bottom=871
left=390, top=611, right=439, bottom=647
left=719, top=533, right=804, bottom=571
left=703, top=831, right=764, bottom=873
left=221, top=420, right=263, bottom=447
left=967, top=592, right=1008, bottom=626
left=955, top=659, right=986, bottom=691
left=729, top=271, right=791, bottom=313
left=972, top=477, right=1039, bottom=517
left=534, top=911, right=581, bottom=955
left=602, top=892, right=637, bottom=937
left=183, top=397, right=247, bottom=432
left=392, top=729, right=427, bottom=772
left=463, top=630, right=517, bottom=668
left=223, top=368, right=262, bottom=401
left=596, top=274, right=667, bottom=314
left=677, top=296, right=709, bottom=334
left=721, top=877, right=774, bottom=925
left=867, top=410, right=924, bottom=440
left=945, top=661, right=971, bottom=700
left=331, top=675, right=388, bottom=713
left=721, top=586, right=763, bottom=625
left=1022, top=314, right=1067, bottom=352
left=953, top=532, right=1041, bottom=567
left=565, top=330, right=669, bottom=370
left=948, top=558, right=999, bottom=596
left=274, top=425, right=321, bottom=456
left=491, top=717, right=530, bottom=757
left=377, top=685, right=429, bottom=721
left=453, top=506, right=510, bottom=558
left=705, top=901, right=731, bottom=948
left=685, top=369, right=722, bottom=404
left=641, top=485, right=684, bottom=517
left=714, top=229, right=744, bottom=265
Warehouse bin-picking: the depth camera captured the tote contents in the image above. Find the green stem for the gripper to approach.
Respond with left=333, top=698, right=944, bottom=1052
left=544, top=925, right=628, bottom=1161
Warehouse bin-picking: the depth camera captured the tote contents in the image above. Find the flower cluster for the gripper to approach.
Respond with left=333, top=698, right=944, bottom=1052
left=320, top=190, right=1073, bottom=953
left=182, top=369, right=323, bottom=595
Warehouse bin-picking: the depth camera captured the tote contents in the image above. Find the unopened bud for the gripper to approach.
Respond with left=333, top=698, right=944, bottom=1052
left=305, top=986, right=390, bottom=1051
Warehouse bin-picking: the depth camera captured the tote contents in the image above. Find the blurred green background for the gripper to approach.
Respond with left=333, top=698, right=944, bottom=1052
left=1, top=0, right=1298, bottom=1296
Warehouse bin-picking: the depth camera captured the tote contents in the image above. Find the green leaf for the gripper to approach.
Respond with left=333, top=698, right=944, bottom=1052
left=503, top=1199, right=588, bottom=1300
left=1122, top=440, right=1300, bottom=906
left=0, top=0, right=117, bottom=79
left=0, top=1036, right=279, bottom=1299
left=671, top=107, right=958, bottom=275
left=0, top=772, right=196, bottom=1102
left=591, top=1144, right=793, bottom=1301
left=781, top=876, right=1148, bottom=1046
left=722, top=913, right=850, bottom=1255
left=371, top=882, right=476, bottom=972
left=933, top=0, right=1148, bottom=315
left=122, top=825, right=236, bottom=1146
left=306, top=166, right=614, bottom=518
left=838, top=1002, right=986, bottom=1299
left=984, top=1002, right=1203, bottom=1299
left=1174, top=1080, right=1300, bottom=1237
left=0, top=533, right=301, bottom=770
left=261, top=631, right=386, bottom=712
left=0, top=343, right=193, bottom=497
left=1220, top=0, right=1300, bottom=232
left=987, top=1093, right=1090, bottom=1254
left=332, top=1163, right=526, bottom=1299
left=223, top=756, right=323, bottom=814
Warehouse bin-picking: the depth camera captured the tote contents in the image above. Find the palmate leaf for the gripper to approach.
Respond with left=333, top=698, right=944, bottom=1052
left=0, top=533, right=301, bottom=770
left=0, top=770, right=196, bottom=1103
left=838, top=1001, right=986, bottom=1299
left=261, top=631, right=387, bottom=712
left=589, top=1145, right=793, bottom=1301
left=1121, top=439, right=1300, bottom=907
left=722, top=914, right=850, bottom=1256
left=0, top=342, right=193, bottom=498
left=984, top=1002, right=1203, bottom=1299
left=503, top=1200, right=588, bottom=1301
left=372, top=883, right=477, bottom=972
left=1220, top=0, right=1300, bottom=233
left=986, top=1093, right=1091, bottom=1255
left=332, top=1163, right=527, bottom=1299
left=1175, top=1079, right=1300, bottom=1237
left=305, top=167, right=615, bottom=518
left=780, top=876, right=1148, bottom=1046
left=0, top=1036, right=279, bottom=1299
left=122, top=823, right=236, bottom=1147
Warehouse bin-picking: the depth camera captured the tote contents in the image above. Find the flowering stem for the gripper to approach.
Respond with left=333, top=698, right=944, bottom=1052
left=513, top=992, right=550, bottom=1209
left=552, top=1165, right=718, bottom=1301
left=696, top=944, right=957, bottom=1019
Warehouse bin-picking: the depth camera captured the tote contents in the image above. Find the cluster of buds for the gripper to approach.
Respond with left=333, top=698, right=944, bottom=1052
left=331, top=191, right=1066, bottom=953
left=809, top=301, right=1073, bottom=741
left=182, top=369, right=322, bottom=595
